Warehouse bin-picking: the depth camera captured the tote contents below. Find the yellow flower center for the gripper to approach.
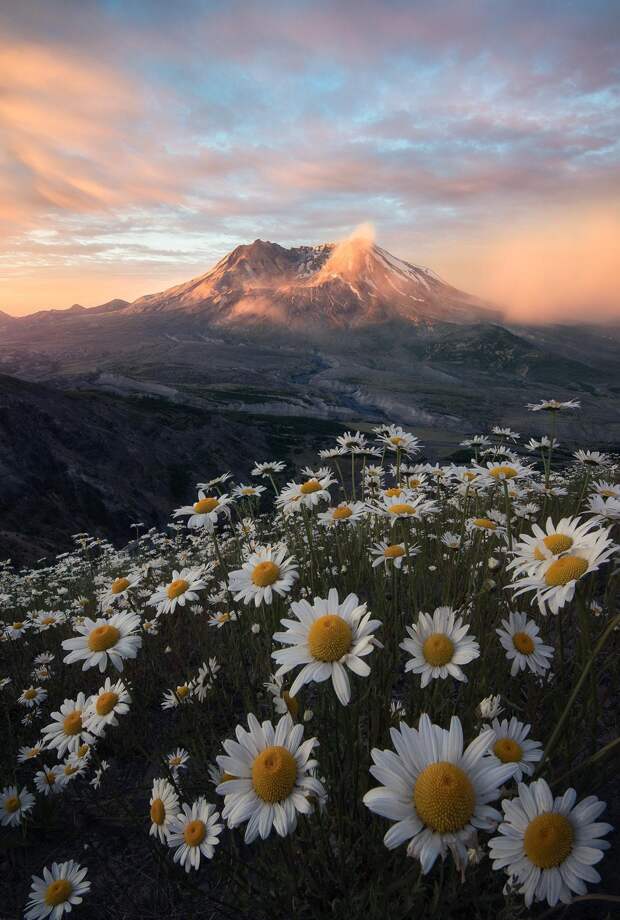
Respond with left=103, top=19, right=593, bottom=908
left=600, top=488, right=616, bottom=497
left=408, top=478, right=422, bottom=488
left=252, top=745, right=298, bottom=803
left=241, top=488, right=256, bottom=495
left=533, top=533, right=574, bottom=560
left=24, top=688, right=37, bottom=700
left=524, top=813, right=574, bottom=868
left=282, top=690, right=299, bottom=719
left=111, top=577, right=130, bottom=594
left=300, top=479, right=321, bottom=494
left=176, top=685, right=190, bottom=699
left=194, top=497, right=219, bottom=514
left=44, top=879, right=73, bottom=907
left=544, top=556, right=588, bottom=587
left=41, top=616, right=56, bottom=625
left=332, top=506, right=353, bottom=520
left=423, top=633, right=454, bottom=666
left=96, top=691, right=119, bottom=716
left=251, top=561, right=280, bottom=587
left=489, top=465, right=518, bottom=479
left=384, top=544, right=405, bottom=558
left=308, top=614, right=353, bottom=662
left=12, top=622, right=24, bottom=630
left=473, top=518, right=496, bottom=530
left=167, top=579, right=189, bottom=599
left=493, top=738, right=523, bottom=763
left=77, top=744, right=90, bottom=758
left=413, top=762, right=475, bottom=833
left=87, top=624, right=120, bottom=652
left=64, top=765, right=78, bottom=776
left=463, top=471, right=477, bottom=481
left=389, top=436, right=404, bottom=445
left=46, top=771, right=57, bottom=785
left=183, top=819, right=206, bottom=846
left=62, top=710, right=83, bottom=736
left=384, top=487, right=402, bottom=497
left=4, top=795, right=20, bottom=813
left=388, top=503, right=416, bottom=515
left=150, top=798, right=166, bottom=825
left=512, top=631, right=535, bottom=655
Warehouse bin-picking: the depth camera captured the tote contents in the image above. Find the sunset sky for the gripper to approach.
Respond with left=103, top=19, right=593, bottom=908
left=1, top=0, right=619, bottom=322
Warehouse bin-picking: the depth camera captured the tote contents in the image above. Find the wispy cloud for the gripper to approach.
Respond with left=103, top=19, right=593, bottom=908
left=0, top=0, right=618, bottom=317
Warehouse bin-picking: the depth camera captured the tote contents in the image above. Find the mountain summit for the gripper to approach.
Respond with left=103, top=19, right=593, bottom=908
left=124, top=236, right=500, bottom=327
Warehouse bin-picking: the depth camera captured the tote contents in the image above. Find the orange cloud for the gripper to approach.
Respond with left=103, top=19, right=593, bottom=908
left=428, top=203, right=620, bottom=324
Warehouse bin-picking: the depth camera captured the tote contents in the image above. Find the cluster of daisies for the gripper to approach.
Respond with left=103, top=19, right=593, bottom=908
left=1, top=403, right=618, bottom=917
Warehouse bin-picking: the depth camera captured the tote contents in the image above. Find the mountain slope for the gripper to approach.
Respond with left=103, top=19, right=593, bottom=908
left=125, top=236, right=501, bottom=327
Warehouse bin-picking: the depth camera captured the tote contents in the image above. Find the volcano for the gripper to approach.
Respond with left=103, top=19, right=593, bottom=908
left=123, top=234, right=501, bottom=327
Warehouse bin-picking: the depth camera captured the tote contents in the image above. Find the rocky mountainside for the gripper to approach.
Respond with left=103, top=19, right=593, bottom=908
left=124, top=236, right=500, bottom=326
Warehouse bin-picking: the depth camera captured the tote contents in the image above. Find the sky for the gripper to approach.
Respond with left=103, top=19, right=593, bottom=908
left=1, top=0, right=619, bottom=322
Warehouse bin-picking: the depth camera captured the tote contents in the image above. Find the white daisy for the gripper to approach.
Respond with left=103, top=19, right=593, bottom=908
left=496, top=611, right=554, bottom=677
left=148, top=567, right=207, bottom=614
left=474, top=460, right=533, bottom=485
left=317, top=501, right=366, bottom=527
left=264, top=673, right=300, bottom=719
left=25, top=860, right=91, bottom=920
left=215, top=713, right=325, bottom=843
left=527, top=398, right=580, bottom=411
left=1, top=784, right=35, bottom=826
left=233, top=484, right=266, bottom=499
left=376, top=425, right=420, bottom=455
left=33, top=610, right=65, bottom=631
left=166, top=798, right=223, bottom=871
left=149, top=777, right=180, bottom=843
left=369, top=541, right=418, bottom=570
left=377, top=492, right=438, bottom=525
left=17, top=744, right=45, bottom=763
left=167, top=747, right=190, bottom=776
left=363, top=714, right=516, bottom=873
left=99, top=573, right=142, bottom=608
left=587, top=494, right=620, bottom=523
left=18, top=686, right=48, bottom=708
left=61, top=610, right=142, bottom=672
left=507, top=516, right=602, bottom=578
left=83, top=678, right=131, bottom=736
left=34, top=766, right=64, bottom=796
left=573, top=450, right=611, bottom=468
left=272, top=588, right=381, bottom=706
left=228, top=545, right=298, bottom=607
left=40, top=693, right=93, bottom=757
left=483, top=717, right=542, bottom=782
left=400, top=607, right=479, bottom=688
left=276, top=473, right=335, bottom=510
left=251, top=460, right=286, bottom=478
left=173, top=491, right=232, bottom=531
left=489, top=778, right=612, bottom=907
left=510, top=529, right=616, bottom=614
left=478, top=695, right=504, bottom=720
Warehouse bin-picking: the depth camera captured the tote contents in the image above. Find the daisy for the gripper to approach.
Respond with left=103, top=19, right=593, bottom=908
left=149, top=777, right=179, bottom=843
left=496, top=611, right=554, bottom=677
left=587, top=494, right=620, bottom=523
left=478, top=695, right=504, bottom=720
left=208, top=610, right=239, bottom=628
left=489, top=778, right=612, bottom=907
left=277, top=473, right=335, bottom=510
left=272, top=588, right=381, bottom=706
left=483, top=718, right=542, bottom=782
left=378, top=493, right=438, bottom=525
left=167, top=747, right=190, bottom=776
left=25, top=860, right=91, bottom=920
left=33, top=610, right=65, bottom=630
left=228, top=544, right=298, bottom=607
left=1, top=784, right=35, bottom=826
left=376, top=425, right=420, bottom=455
left=363, top=714, right=516, bottom=873
left=590, top=479, right=620, bottom=499
left=369, top=541, right=417, bottom=570
left=61, top=610, right=141, bottom=672
left=507, top=516, right=602, bottom=577
left=34, top=766, right=64, bottom=796
left=317, top=501, right=366, bottom=527
left=510, top=530, right=616, bottom=615
left=41, top=693, right=93, bottom=757
left=17, top=744, right=45, bottom=763
left=264, top=673, right=299, bottom=719
left=573, top=450, right=610, bottom=468
left=474, top=460, right=533, bottom=485
left=215, top=712, right=325, bottom=843
left=527, top=398, right=581, bottom=412
left=161, top=685, right=193, bottom=709
left=149, top=567, right=207, bottom=614
left=57, top=756, right=87, bottom=786
left=18, top=686, right=48, bottom=708
left=468, top=515, right=503, bottom=534
left=5, top=620, right=29, bottom=639
left=400, top=607, right=479, bottom=688
left=83, top=678, right=131, bottom=736
left=251, top=460, right=286, bottom=477
left=173, top=491, right=232, bottom=531
left=99, top=573, right=141, bottom=608
left=166, top=798, right=223, bottom=872
left=233, top=484, right=266, bottom=499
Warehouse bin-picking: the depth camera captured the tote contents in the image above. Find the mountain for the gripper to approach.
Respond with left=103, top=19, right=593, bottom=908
left=124, top=236, right=501, bottom=326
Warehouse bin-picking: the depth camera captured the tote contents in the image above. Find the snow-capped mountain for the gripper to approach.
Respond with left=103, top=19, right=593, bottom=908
left=124, top=236, right=501, bottom=326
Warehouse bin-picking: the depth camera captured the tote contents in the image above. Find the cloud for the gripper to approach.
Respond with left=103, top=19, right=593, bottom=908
left=0, top=1, right=619, bottom=317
